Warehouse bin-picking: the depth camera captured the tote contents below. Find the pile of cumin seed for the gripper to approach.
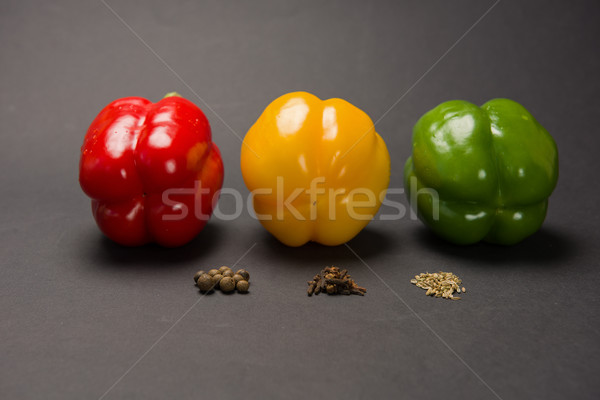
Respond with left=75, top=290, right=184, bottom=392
left=411, top=271, right=466, bottom=300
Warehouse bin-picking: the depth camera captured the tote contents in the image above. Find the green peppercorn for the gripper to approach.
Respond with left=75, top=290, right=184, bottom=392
left=211, top=274, right=223, bottom=287
left=222, top=270, right=234, bottom=278
left=193, top=270, right=205, bottom=283
left=219, top=276, right=235, bottom=292
left=236, top=269, right=250, bottom=281
left=232, top=274, right=244, bottom=283
left=208, top=269, right=219, bottom=276
left=218, top=266, right=231, bottom=274
left=197, top=274, right=213, bottom=292
left=236, top=280, right=249, bottom=293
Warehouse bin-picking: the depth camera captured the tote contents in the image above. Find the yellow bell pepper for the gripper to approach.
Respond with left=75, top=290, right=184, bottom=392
left=241, top=91, right=390, bottom=246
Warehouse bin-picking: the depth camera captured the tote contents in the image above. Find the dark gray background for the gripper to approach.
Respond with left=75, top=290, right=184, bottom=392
left=1, top=0, right=599, bottom=399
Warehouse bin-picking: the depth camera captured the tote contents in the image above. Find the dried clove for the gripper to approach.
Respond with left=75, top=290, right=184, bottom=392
left=307, top=266, right=366, bottom=296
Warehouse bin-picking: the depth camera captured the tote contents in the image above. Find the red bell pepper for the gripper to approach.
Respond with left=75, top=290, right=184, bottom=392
left=79, top=93, right=224, bottom=247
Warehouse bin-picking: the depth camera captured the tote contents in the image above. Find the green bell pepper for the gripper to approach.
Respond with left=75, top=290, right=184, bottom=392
left=404, top=98, right=558, bottom=245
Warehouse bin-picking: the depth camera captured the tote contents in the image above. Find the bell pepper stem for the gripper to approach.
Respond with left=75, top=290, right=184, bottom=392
left=163, top=92, right=182, bottom=99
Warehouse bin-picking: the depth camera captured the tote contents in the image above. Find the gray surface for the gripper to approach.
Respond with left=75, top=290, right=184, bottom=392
left=1, top=0, right=599, bottom=399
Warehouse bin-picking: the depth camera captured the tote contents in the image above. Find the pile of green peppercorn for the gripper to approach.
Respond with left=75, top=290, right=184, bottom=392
left=194, top=266, right=250, bottom=294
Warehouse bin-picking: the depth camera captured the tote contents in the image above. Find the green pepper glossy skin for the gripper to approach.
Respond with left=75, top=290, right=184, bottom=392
left=404, top=99, right=558, bottom=245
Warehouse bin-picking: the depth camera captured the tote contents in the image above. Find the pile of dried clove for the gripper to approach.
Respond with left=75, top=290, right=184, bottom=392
left=307, top=266, right=366, bottom=296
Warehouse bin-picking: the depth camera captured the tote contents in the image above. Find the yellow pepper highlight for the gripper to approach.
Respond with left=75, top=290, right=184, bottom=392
left=241, top=92, right=390, bottom=247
